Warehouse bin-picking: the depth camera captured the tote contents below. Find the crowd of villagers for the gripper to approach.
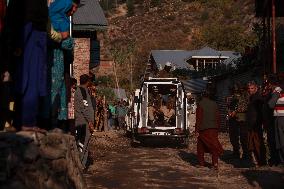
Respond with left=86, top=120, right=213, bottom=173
left=0, top=0, right=109, bottom=141
left=1, top=0, right=284, bottom=172
left=195, top=75, right=284, bottom=170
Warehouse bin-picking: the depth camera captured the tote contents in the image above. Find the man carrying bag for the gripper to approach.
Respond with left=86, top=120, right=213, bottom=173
left=74, top=74, right=95, bottom=168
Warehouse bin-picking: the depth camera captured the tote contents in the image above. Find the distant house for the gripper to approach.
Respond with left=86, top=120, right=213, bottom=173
left=147, top=47, right=241, bottom=94
left=72, top=0, right=108, bottom=81
left=148, top=47, right=241, bottom=73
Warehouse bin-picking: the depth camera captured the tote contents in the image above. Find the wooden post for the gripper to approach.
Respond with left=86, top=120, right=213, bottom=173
left=272, top=0, right=277, bottom=73
left=130, top=56, right=133, bottom=92
left=196, top=59, right=199, bottom=71
left=103, top=96, right=108, bottom=131
left=262, top=16, right=266, bottom=73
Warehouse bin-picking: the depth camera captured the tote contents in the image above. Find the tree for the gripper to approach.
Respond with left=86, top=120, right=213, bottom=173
left=196, top=23, right=258, bottom=53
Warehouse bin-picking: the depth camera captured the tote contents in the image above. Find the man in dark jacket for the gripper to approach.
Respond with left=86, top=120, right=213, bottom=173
left=227, top=87, right=249, bottom=160
left=246, top=81, right=267, bottom=166
left=74, top=74, right=94, bottom=167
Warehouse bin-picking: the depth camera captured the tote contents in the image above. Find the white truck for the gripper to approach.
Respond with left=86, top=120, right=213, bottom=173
left=126, top=77, right=190, bottom=145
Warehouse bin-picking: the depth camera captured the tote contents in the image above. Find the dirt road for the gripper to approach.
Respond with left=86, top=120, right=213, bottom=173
left=85, top=131, right=284, bottom=189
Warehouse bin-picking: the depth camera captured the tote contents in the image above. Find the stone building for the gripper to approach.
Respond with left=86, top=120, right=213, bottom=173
left=72, top=0, right=108, bottom=81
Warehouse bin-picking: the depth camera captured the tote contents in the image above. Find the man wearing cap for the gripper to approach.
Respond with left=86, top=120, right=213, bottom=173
left=157, top=62, right=174, bottom=78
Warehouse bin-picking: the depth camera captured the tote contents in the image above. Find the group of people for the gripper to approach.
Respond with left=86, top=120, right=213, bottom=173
left=108, top=100, right=129, bottom=130
left=148, top=94, right=176, bottom=127
left=0, top=0, right=81, bottom=133
left=226, top=76, right=284, bottom=167
left=194, top=75, right=284, bottom=170
left=0, top=0, right=105, bottom=167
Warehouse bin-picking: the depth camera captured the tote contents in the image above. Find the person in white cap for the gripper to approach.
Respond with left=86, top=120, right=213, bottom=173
left=157, top=61, right=174, bottom=78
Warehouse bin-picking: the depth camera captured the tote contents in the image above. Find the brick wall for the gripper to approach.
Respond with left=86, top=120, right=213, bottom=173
left=73, top=38, right=90, bottom=82
left=73, top=36, right=114, bottom=80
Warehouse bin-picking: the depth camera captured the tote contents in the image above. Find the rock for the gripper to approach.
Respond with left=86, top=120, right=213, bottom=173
left=16, top=131, right=37, bottom=143
left=3, top=180, right=27, bottom=189
left=49, top=128, right=65, bottom=134
left=45, top=176, right=67, bottom=189
left=0, top=131, right=86, bottom=189
left=51, top=158, right=67, bottom=173
left=39, top=147, right=66, bottom=160
left=41, top=133, right=66, bottom=149
left=23, top=143, right=39, bottom=162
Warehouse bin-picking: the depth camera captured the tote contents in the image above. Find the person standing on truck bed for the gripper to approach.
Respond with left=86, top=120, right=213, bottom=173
left=195, top=90, right=223, bottom=170
left=157, top=62, right=174, bottom=78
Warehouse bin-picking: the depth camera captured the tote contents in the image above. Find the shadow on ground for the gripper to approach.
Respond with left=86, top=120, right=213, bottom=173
left=220, top=150, right=254, bottom=168
left=131, top=138, right=187, bottom=149
left=178, top=150, right=199, bottom=166
left=242, top=169, right=284, bottom=189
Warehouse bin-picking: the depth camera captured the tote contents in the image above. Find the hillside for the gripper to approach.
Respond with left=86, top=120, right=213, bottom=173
left=99, top=0, right=260, bottom=91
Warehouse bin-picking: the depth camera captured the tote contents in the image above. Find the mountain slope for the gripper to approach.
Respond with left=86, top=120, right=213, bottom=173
left=100, top=0, right=259, bottom=90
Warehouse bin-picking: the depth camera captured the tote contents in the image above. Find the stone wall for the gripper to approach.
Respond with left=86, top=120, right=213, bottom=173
left=0, top=131, right=86, bottom=189
left=73, top=38, right=90, bottom=82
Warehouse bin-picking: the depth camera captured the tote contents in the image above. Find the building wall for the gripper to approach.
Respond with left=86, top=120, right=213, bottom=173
left=93, top=59, right=114, bottom=76
left=73, top=38, right=90, bottom=82
left=73, top=35, right=114, bottom=82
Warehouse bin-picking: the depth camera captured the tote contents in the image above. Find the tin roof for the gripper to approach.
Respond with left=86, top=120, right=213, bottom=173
left=150, top=50, right=192, bottom=69
left=73, top=0, right=108, bottom=31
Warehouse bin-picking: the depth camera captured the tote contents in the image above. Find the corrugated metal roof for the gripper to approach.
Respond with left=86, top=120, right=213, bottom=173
left=182, top=79, right=208, bottom=94
left=221, top=51, right=242, bottom=66
left=150, top=50, right=192, bottom=69
left=192, top=46, right=220, bottom=57
left=73, top=0, right=108, bottom=31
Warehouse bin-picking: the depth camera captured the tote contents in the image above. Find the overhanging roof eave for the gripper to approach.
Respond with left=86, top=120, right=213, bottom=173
left=190, top=56, right=229, bottom=59
left=73, top=24, right=108, bottom=31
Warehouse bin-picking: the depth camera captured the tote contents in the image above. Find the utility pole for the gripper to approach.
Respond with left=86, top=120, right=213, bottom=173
left=130, top=56, right=133, bottom=92
left=272, top=0, right=277, bottom=73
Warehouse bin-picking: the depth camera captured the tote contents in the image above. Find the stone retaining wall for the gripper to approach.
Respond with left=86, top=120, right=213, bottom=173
left=0, top=131, right=86, bottom=189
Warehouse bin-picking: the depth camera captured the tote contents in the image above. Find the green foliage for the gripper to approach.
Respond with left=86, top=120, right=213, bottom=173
left=110, top=41, right=136, bottom=64
left=96, top=87, right=116, bottom=101
left=198, top=23, right=258, bottom=53
left=127, top=0, right=135, bottom=16
left=96, top=76, right=114, bottom=87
